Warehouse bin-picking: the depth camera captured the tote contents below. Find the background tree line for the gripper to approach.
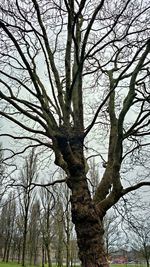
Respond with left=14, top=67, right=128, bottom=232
left=0, top=148, right=79, bottom=267
left=0, top=148, right=150, bottom=267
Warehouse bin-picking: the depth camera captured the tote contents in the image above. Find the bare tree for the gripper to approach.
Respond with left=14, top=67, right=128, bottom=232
left=11, top=212, right=24, bottom=264
left=54, top=197, right=65, bottom=267
left=39, top=188, right=54, bottom=267
left=0, top=143, right=6, bottom=203
left=62, top=185, right=72, bottom=267
left=54, top=173, right=73, bottom=267
left=0, top=193, right=16, bottom=262
left=0, top=1, right=150, bottom=266
left=104, top=213, right=122, bottom=256
left=128, top=215, right=150, bottom=267
left=27, top=200, right=41, bottom=266
left=88, top=158, right=100, bottom=197
left=18, top=149, right=38, bottom=266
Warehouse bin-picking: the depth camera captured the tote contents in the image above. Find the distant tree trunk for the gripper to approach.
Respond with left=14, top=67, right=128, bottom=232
left=6, top=237, right=12, bottom=262
left=66, top=223, right=70, bottom=267
left=57, top=217, right=64, bottom=267
left=2, top=240, right=8, bottom=262
left=42, top=240, right=52, bottom=267
left=3, top=236, right=12, bottom=262
left=33, top=247, right=39, bottom=266
left=22, top=210, right=28, bottom=267
left=11, top=243, right=16, bottom=262
left=44, top=250, right=47, bottom=264
left=46, top=245, right=52, bottom=267
left=42, top=246, right=45, bottom=267
left=56, top=225, right=63, bottom=267
left=146, top=258, right=149, bottom=267
left=144, top=244, right=150, bottom=267
left=17, top=241, right=21, bottom=264
left=41, top=244, right=51, bottom=267
left=0, top=247, right=3, bottom=259
left=20, top=149, right=38, bottom=266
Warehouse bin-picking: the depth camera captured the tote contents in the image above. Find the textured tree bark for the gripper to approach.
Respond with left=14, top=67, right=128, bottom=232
left=69, top=176, right=109, bottom=267
left=65, top=168, right=109, bottom=267
left=56, top=137, right=109, bottom=267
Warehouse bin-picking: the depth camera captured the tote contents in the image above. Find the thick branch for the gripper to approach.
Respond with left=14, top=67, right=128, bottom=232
left=122, top=182, right=150, bottom=196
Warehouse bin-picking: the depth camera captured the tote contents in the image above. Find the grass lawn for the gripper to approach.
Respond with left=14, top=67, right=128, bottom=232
left=0, top=263, right=73, bottom=267
left=0, top=262, right=147, bottom=267
left=0, top=263, right=36, bottom=267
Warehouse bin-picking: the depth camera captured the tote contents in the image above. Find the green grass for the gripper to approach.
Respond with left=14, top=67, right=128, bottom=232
left=0, top=262, right=147, bottom=267
left=0, top=262, right=80, bottom=267
left=0, top=262, right=36, bottom=267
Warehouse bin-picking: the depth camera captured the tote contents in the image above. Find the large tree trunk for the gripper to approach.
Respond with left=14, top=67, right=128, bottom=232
left=69, top=176, right=108, bottom=267
left=56, top=136, right=109, bottom=267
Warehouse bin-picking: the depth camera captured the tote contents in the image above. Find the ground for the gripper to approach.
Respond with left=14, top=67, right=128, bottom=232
left=0, top=261, right=147, bottom=267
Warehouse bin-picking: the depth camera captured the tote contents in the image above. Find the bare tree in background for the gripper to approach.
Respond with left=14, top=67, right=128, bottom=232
left=0, top=1, right=150, bottom=266
left=0, top=143, right=6, bottom=203
left=28, top=200, right=41, bottom=266
left=54, top=197, right=65, bottom=267
left=128, top=215, right=150, bottom=267
left=62, top=184, right=72, bottom=267
left=88, top=158, right=100, bottom=197
left=11, top=212, right=24, bottom=264
left=104, top=213, right=121, bottom=257
left=18, top=149, right=38, bottom=266
left=0, top=193, right=16, bottom=262
left=40, top=188, right=54, bottom=267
